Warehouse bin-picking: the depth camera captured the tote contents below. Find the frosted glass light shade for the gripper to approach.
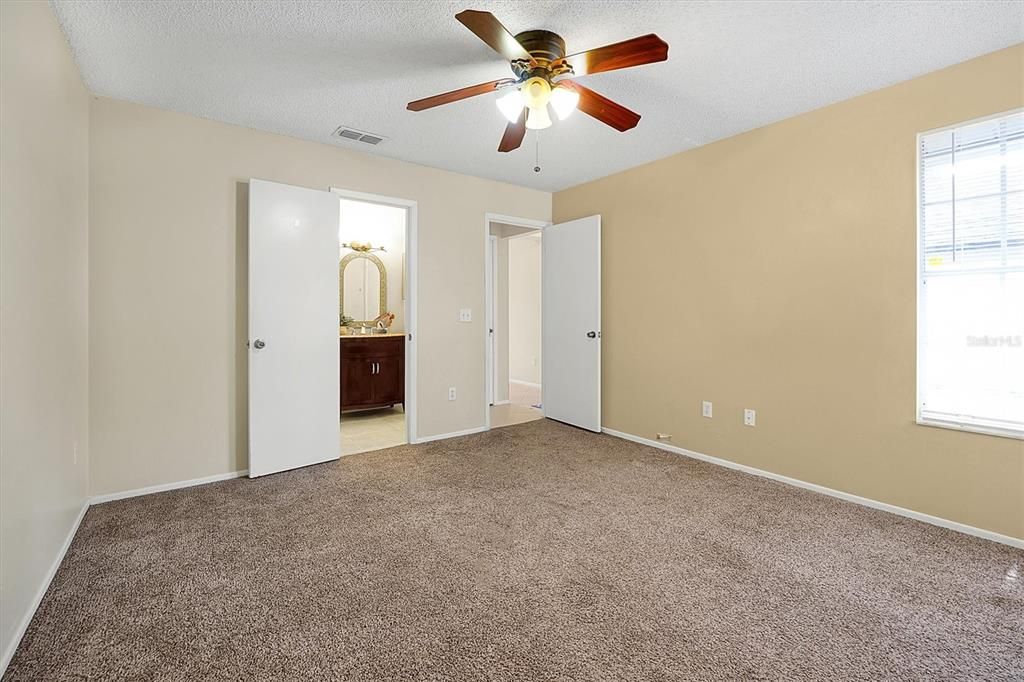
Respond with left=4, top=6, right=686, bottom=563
left=521, top=77, right=552, bottom=109
left=496, top=89, right=524, bottom=123
left=550, top=86, right=580, bottom=120
left=525, top=105, right=552, bottom=130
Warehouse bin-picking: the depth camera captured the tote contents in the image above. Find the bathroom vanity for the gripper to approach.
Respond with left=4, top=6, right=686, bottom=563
left=340, top=334, right=405, bottom=413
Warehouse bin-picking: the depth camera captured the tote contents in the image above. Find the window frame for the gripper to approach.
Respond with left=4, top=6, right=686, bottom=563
left=915, top=108, right=1024, bottom=441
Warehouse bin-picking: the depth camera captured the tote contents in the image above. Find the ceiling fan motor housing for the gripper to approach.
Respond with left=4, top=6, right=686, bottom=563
left=512, top=30, right=570, bottom=81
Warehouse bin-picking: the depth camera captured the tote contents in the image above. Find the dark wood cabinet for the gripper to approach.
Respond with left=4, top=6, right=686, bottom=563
left=340, top=335, right=405, bottom=413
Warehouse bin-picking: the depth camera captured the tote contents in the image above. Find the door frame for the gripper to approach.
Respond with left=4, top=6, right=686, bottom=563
left=331, top=187, right=418, bottom=445
left=483, top=212, right=550, bottom=431
left=486, top=234, right=499, bottom=407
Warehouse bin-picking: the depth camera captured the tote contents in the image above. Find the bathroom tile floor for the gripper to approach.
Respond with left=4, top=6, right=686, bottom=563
left=341, top=382, right=543, bottom=453
left=340, top=407, right=406, bottom=456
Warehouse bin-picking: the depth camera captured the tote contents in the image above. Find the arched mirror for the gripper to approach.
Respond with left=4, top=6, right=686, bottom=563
left=340, top=252, right=387, bottom=326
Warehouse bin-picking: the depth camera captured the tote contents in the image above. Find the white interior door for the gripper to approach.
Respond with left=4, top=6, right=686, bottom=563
left=249, top=179, right=340, bottom=477
left=542, top=215, right=601, bottom=431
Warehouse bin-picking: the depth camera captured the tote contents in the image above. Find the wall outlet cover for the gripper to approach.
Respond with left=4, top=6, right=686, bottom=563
left=448, top=387, right=457, bottom=401
left=702, top=401, right=713, bottom=418
left=744, top=409, right=756, bottom=426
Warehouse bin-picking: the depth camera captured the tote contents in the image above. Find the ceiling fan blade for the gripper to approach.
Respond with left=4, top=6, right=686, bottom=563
left=407, top=78, right=516, bottom=111
left=563, top=81, right=641, bottom=132
left=553, top=34, right=668, bottom=76
left=456, top=10, right=535, bottom=64
left=498, top=109, right=527, bottom=152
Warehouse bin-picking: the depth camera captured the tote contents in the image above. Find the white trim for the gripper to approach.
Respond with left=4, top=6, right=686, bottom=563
left=1, top=501, right=89, bottom=676
left=485, top=213, right=549, bottom=230
left=412, top=425, right=488, bottom=444
left=601, top=427, right=1024, bottom=549
left=486, top=234, right=497, bottom=406
left=917, top=417, right=1024, bottom=441
left=483, top=213, right=550, bottom=432
left=90, top=470, right=249, bottom=505
left=509, top=379, right=542, bottom=390
left=492, top=400, right=511, bottom=406
left=331, top=187, right=418, bottom=446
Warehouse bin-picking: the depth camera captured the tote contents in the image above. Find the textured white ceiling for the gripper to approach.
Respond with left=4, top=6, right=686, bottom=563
left=51, top=0, right=1024, bottom=192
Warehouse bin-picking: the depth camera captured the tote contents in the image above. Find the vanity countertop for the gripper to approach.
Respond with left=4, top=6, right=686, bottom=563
left=340, top=331, right=405, bottom=339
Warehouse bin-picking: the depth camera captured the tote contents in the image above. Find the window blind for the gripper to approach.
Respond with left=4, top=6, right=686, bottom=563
left=918, top=110, right=1024, bottom=437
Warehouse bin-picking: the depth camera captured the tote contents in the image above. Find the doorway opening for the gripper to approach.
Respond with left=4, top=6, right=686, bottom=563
left=485, top=214, right=547, bottom=430
left=334, top=190, right=417, bottom=455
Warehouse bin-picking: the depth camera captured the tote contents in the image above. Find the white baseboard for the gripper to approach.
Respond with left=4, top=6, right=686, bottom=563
left=509, top=380, right=541, bottom=390
left=90, top=470, right=249, bottom=505
left=413, top=425, right=488, bottom=444
left=602, top=427, right=1023, bottom=550
left=1, top=500, right=89, bottom=676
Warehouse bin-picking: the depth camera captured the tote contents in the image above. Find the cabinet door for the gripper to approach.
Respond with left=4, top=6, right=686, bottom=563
left=372, top=356, right=403, bottom=405
left=342, top=358, right=376, bottom=409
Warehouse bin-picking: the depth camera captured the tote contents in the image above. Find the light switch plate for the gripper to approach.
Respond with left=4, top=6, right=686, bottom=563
left=744, top=409, right=756, bottom=426
left=459, top=308, right=472, bottom=322
left=702, top=401, right=713, bottom=418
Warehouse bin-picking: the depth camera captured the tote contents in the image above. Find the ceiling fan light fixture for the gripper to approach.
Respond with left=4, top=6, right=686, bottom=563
left=521, top=76, right=552, bottom=109
left=525, top=105, right=552, bottom=130
left=407, top=11, right=667, bottom=153
left=550, top=85, right=580, bottom=120
left=496, top=88, right=525, bottom=123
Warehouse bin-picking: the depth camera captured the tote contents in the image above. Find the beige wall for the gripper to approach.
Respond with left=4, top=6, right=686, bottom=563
left=508, top=234, right=542, bottom=385
left=0, top=0, right=91, bottom=666
left=89, top=97, right=550, bottom=496
left=554, top=45, right=1024, bottom=540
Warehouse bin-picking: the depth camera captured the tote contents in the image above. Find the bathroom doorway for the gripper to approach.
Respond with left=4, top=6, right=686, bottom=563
left=333, top=189, right=417, bottom=455
left=485, top=214, right=547, bottom=429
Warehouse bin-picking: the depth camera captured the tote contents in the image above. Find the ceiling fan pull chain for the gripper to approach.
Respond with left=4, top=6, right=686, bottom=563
left=534, top=133, right=541, bottom=173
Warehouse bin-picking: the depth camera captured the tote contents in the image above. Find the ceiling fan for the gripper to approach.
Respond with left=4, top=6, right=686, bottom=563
left=407, top=10, right=668, bottom=153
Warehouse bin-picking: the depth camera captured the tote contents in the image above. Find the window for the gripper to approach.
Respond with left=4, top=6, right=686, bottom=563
left=917, top=110, right=1024, bottom=438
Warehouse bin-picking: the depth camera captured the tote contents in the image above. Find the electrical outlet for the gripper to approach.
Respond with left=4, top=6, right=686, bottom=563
left=744, top=409, right=756, bottom=427
left=702, top=401, right=713, bottom=418
left=448, top=387, right=457, bottom=401
left=459, top=308, right=472, bottom=322
left=656, top=433, right=672, bottom=440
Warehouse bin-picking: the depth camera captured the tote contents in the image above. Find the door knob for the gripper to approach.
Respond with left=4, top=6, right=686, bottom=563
left=586, top=331, right=597, bottom=339
left=253, top=339, right=266, bottom=349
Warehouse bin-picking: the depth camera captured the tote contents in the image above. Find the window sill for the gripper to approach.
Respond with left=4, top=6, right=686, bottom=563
left=916, top=418, right=1024, bottom=441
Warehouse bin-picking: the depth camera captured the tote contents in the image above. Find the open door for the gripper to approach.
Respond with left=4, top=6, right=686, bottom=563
left=249, top=179, right=340, bottom=477
left=542, top=215, right=601, bottom=431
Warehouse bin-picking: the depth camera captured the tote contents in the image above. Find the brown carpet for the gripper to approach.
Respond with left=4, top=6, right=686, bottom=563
left=5, top=419, right=1022, bottom=680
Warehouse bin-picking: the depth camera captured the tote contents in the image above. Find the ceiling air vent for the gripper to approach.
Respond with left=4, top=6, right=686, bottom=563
left=332, top=126, right=387, bottom=145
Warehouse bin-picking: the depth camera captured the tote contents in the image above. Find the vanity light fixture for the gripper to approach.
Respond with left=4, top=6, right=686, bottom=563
left=341, top=241, right=386, bottom=253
